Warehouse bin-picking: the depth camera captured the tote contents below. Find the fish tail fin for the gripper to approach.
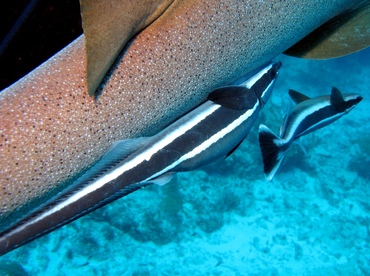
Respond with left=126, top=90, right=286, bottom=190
left=258, top=124, right=285, bottom=181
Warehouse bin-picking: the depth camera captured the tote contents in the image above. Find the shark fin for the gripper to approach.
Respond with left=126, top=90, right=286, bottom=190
left=207, top=86, right=254, bottom=110
left=288, top=89, right=311, bottom=104
left=80, top=0, right=175, bottom=97
left=284, top=2, right=370, bottom=59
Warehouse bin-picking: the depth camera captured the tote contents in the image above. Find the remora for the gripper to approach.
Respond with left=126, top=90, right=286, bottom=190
left=259, top=87, right=363, bottom=181
left=0, top=61, right=282, bottom=255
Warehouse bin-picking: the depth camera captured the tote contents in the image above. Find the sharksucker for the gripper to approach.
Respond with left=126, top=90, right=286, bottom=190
left=258, top=87, right=363, bottom=181
left=0, top=62, right=281, bottom=255
left=0, top=1, right=365, bottom=233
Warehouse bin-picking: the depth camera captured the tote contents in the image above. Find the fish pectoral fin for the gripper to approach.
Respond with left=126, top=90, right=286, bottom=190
left=106, top=137, right=152, bottom=160
left=284, top=2, right=370, bottom=59
left=330, top=87, right=346, bottom=111
left=288, top=89, right=311, bottom=104
left=72, top=137, right=151, bottom=186
left=80, top=0, right=175, bottom=97
left=149, top=172, right=176, bottom=186
left=207, top=86, right=254, bottom=110
left=225, top=139, right=244, bottom=159
left=294, top=139, right=308, bottom=156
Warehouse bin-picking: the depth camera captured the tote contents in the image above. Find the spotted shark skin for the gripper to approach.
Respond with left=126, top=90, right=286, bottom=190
left=0, top=1, right=365, bottom=230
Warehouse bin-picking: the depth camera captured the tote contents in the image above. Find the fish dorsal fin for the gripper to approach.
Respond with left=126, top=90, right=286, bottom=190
left=330, top=87, right=346, bottom=111
left=284, top=2, right=370, bottom=59
left=72, top=137, right=151, bottom=186
left=207, top=86, right=254, bottom=110
left=288, top=89, right=311, bottom=104
left=80, top=0, right=175, bottom=97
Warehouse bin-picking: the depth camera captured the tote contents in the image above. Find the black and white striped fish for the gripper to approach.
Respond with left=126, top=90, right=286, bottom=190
left=259, top=87, right=363, bottom=181
left=0, top=62, right=282, bottom=255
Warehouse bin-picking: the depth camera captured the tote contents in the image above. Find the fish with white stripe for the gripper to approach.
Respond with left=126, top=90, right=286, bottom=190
left=0, top=61, right=282, bottom=255
left=259, top=87, right=363, bottom=181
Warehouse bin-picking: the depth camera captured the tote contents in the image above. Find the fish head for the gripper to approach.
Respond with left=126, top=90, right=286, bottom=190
left=343, top=93, right=363, bottom=113
left=258, top=61, right=282, bottom=107
left=234, top=62, right=282, bottom=108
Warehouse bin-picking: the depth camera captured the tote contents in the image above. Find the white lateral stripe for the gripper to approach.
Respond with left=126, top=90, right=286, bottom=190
left=143, top=102, right=218, bottom=161
left=261, top=82, right=273, bottom=98
left=146, top=102, right=259, bottom=181
left=298, top=112, right=344, bottom=136
left=242, top=64, right=273, bottom=89
left=11, top=102, right=221, bottom=233
left=283, top=100, right=331, bottom=142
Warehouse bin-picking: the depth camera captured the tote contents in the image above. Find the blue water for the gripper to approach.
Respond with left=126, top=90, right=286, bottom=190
left=1, top=49, right=369, bottom=275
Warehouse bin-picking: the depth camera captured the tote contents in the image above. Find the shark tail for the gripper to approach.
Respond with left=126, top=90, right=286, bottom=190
left=258, top=124, right=286, bottom=181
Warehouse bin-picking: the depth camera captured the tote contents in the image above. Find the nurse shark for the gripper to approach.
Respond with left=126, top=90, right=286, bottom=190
left=0, top=0, right=368, bottom=254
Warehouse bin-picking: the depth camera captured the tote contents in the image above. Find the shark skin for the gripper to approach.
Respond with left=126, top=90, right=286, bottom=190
left=0, top=0, right=365, bottom=229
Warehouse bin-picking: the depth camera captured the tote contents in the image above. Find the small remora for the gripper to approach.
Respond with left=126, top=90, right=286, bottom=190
left=259, top=87, right=363, bottom=181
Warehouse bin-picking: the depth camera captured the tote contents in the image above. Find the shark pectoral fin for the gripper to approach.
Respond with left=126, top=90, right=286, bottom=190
left=284, top=2, right=370, bottom=59
left=80, top=0, right=175, bottom=97
left=288, top=89, right=311, bottom=104
left=207, top=86, right=254, bottom=110
left=149, top=172, right=176, bottom=186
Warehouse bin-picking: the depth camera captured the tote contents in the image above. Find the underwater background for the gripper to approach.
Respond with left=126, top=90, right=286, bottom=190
left=0, top=47, right=369, bottom=275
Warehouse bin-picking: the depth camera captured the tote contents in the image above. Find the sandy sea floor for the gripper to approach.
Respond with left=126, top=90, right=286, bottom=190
left=1, top=49, right=369, bottom=275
